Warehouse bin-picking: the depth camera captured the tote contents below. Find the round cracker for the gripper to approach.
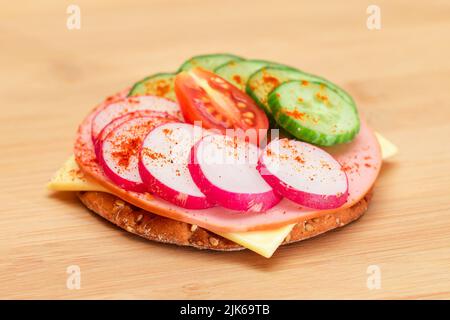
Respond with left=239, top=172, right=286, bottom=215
left=77, top=191, right=372, bottom=252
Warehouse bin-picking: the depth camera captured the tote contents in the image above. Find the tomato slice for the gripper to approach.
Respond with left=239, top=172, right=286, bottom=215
left=174, top=67, right=269, bottom=144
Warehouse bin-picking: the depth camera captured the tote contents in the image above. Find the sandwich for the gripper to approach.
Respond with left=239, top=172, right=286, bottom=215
left=48, top=53, right=397, bottom=258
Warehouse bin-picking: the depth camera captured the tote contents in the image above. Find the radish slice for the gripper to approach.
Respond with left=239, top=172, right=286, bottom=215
left=139, top=122, right=213, bottom=209
left=91, top=95, right=182, bottom=143
left=99, top=116, right=172, bottom=192
left=258, top=139, right=348, bottom=209
left=189, top=134, right=281, bottom=212
left=94, top=110, right=178, bottom=159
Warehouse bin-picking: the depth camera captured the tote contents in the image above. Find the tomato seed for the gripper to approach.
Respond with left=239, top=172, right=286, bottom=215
left=243, top=118, right=254, bottom=125
left=212, top=77, right=225, bottom=84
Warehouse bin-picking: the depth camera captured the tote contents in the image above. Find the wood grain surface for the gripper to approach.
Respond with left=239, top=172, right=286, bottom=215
left=1, top=0, right=449, bottom=299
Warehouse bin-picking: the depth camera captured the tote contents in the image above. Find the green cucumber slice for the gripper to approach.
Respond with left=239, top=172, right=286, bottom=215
left=214, top=60, right=288, bottom=91
left=246, top=67, right=354, bottom=115
left=128, top=73, right=176, bottom=101
left=268, top=80, right=360, bottom=146
left=178, top=53, right=244, bottom=72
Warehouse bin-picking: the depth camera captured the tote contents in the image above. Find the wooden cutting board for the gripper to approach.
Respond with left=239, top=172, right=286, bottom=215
left=1, top=0, right=449, bottom=299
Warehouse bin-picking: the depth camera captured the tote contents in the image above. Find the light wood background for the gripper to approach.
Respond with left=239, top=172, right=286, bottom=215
left=1, top=0, right=449, bottom=299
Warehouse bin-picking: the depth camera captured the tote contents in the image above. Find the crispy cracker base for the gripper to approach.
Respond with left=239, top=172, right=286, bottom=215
left=78, top=191, right=372, bottom=252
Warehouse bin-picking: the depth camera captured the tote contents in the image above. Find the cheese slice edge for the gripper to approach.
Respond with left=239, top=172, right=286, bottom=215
left=47, top=155, right=108, bottom=192
left=47, top=133, right=397, bottom=258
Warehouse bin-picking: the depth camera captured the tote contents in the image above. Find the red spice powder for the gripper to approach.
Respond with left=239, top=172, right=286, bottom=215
left=69, top=168, right=84, bottom=180
left=142, top=147, right=165, bottom=161
left=341, top=164, right=352, bottom=172
left=111, top=137, right=142, bottom=168
left=162, top=128, right=173, bottom=135
left=155, top=80, right=171, bottom=97
left=284, top=109, right=306, bottom=120
left=127, top=98, right=140, bottom=105
left=232, top=75, right=242, bottom=85
left=294, top=156, right=305, bottom=164
left=316, top=92, right=329, bottom=103
left=262, top=74, right=280, bottom=87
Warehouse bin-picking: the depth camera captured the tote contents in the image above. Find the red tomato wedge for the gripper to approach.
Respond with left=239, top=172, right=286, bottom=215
left=174, top=67, right=269, bottom=145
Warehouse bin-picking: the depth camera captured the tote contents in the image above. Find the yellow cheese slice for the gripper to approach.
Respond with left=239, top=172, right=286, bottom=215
left=47, top=134, right=397, bottom=258
left=47, top=155, right=108, bottom=192
left=216, top=224, right=295, bottom=258
left=375, top=132, right=398, bottom=159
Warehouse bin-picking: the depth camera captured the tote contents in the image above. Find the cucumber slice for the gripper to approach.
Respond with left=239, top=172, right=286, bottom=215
left=214, top=60, right=288, bottom=91
left=178, top=53, right=244, bottom=72
left=246, top=67, right=354, bottom=115
left=128, top=73, right=176, bottom=101
left=268, top=80, right=360, bottom=146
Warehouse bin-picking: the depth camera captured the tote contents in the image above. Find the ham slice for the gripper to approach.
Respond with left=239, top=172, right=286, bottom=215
left=74, top=93, right=381, bottom=233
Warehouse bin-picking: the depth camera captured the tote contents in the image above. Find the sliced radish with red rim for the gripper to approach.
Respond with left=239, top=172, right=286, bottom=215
left=139, top=122, right=213, bottom=209
left=93, top=87, right=131, bottom=113
left=189, top=134, right=281, bottom=212
left=94, top=110, right=178, bottom=159
left=91, top=95, right=182, bottom=143
left=258, top=139, right=348, bottom=209
left=99, top=116, right=172, bottom=192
